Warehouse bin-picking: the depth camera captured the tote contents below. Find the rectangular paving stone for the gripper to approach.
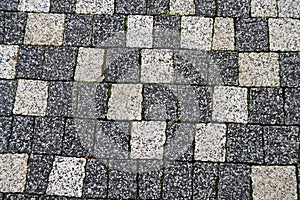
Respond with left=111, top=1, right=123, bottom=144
left=0, top=153, right=28, bottom=193
left=212, top=17, right=234, bottom=50
left=251, top=0, right=277, bottom=17
left=0, top=117, right=11, bottom=153
left=47, top=156, right=86, bottom=197
left=4, top=12, right=27, bottom=44
left=0, top=12, right=3, bottom=43
left=0, top=0, right=18, bottom=11
left=0, top=45, right=18, bottom=79
left=42, top=196, right=68, bottom=200
left=280, top=52, right=300, bottom=87
left=116, top=0, right=146, bottom=14
left=50, top=0, right=76, bottom=13
left=264, top=126, right=299, bottom=164
left=217, top=0, right=250, bottom=17
left=18, top=0, right=50, bottom=12
left=147, top=0, right=169, bottom=15
left=269, top=18, right=300, bottom=51
left=0, top=80, right=17, bottom=115
left=285, top=88, right=300, bottom=125
left=170, top=0, right=195, bottom=15
left=4, top=194, right=39, bottom=200
left=252, top=166, right=297, bottom=200
left=195, top=0, right=216, bottom=17
left=75, top=0, right=114, bottom=14
left=25, top=154, right=54, bottom=194
left=278, top=0, right=300, bottom=18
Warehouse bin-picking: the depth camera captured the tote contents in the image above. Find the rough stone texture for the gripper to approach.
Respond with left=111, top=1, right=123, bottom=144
left=269, top=18, right=300, bottom=51
left=147, top=0, right=169, bottom=15
left=108, top=84, right=143, bottom=120
left=116, top=0, right=146, bottom=14
left=251, top=0, right=277, bottom=17
left=0, top=0, right=18, bottom=11
left=217, top=0, right=250, bottom=17
left=212, top=86, right=248, bottom=123
left=195, top=123, right=226, bottom=162
left=0, top=12, right=3, bottom=43
left=0, top=117, right=11, bottom=153
left=195, top=0, right=216, bottom=17
left=47, top=156, right=86, bottom=197
left=181, top=16, right=213, bottom=50
left=238, top=52, right=280, bottom=87
left=18, top=0, right=50, bottom=12
left=280, top=52, right=300, bottom=87
left=50, top=0, right=76, bottom=13
left=278, top=0, right=300, bottom=18
left=24, top=13, right=65, bottom=46
left=76, top=0, right=114, bottom=14
left=4, top=194, right=39, bottom=200
left=0, top=45, right=18, bottom=79
left=0, top=154, right=28, bottom=193
left=0, top=80, right=17, bottom=116
left=3, top=12, right=27, bottom=45
left=13, top=80, right=48, bottom=116
left=170, top=0, right=195, bottom=15
left=285, top=88, right=300, bottom=125
left=212, top=17, right=235, bottom=50
left=252, top=166, right=297, bottom=200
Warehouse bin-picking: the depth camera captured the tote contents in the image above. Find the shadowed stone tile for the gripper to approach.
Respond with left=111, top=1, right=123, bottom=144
left=18, top=0, right=50, bottom=12
left=251, top=0, right=277, bottom=17
left=280, top=52, right=300, bottom=87
left=116, top=0, right=146, bottom=14
left=0, top=0, right=18, bottom=11
left=0, top=117, right=11, bottom=153
left=4, top=12, right=27, bottom=45
left=0, top=80, right=17, bottom=115
left=76, top=0, right=114, bottom=14
left=0, top=12, right=3, bottom=43
left=147, top=0, right=169, bottom=15
left=278, top=0, right=300, bottom=18
left=4, top=194, right=39, bottom=200
left=212, top=17, right=234, bottom=50
left=50, top=0, right=75, bottom=13
left=217, top=0, right=250, bottom=17
left=0, top=45, right=18, bottom=79
left=170, top=0, right=195, bottom=15
left=285, top=88, right=300, bottom=125
left=195, top=0, right=216, bottom=16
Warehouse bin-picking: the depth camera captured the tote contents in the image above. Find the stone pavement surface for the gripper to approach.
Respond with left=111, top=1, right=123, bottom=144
left=0, top=0, right=299, bottom=199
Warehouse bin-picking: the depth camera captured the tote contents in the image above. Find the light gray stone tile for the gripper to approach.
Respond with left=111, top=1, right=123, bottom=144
left=76, top=0, right=114, bottom=14
left=18, top=0, right=50, bottom=12
left=251, top=0, right=277, bottom=17
left=278, top=0, right=300, bottom=18
left=212, top=17, right=235, bottom=50
left=170, top=0, right=195, bottom=15
left=0, top=45, right=18, bottom=79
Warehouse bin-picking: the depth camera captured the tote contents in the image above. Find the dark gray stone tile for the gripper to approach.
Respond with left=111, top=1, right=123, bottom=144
left=147, top=0, right=169, bottom=15
left=236, top=18, right=269, bottom=51
left=195, top=0, right=216, bottom=17
left=116, top=0, right=147, bottom=14
left=226, top=124, right=264, bottom=164
left=0, top=0, right=18, bottom=11
left=50, top=0, right=75, bottom=13
left=217, top=0, right=250, bottom=17
left=41, top=197, right=68, bottom=200
left=0, top=117, right=11, bottom=153
left=4, top=12, right=27, bottom=44
left=0, top=80, right=17, bottom=116
left=25, top=154, right=54, bottom=194
left=0, top=12, right=4, bottom=43
left=285, top=88, right=300, bottom=125
left=264, top=126, right=299, bottom=164
left=4, top=194, right=39, bottom=200
left=280, top=52, right=300, bottom=87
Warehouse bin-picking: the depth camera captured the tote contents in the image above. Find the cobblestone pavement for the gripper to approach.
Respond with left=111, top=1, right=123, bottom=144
left=0, top=0, right=300, bottom=199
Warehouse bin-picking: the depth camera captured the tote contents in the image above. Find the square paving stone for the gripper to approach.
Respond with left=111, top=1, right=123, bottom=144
left=193, top=163, right=218, bottom=199
left=280, top=52, right=300, bottom=87
left=75, top=0, right=114, bottom=14
left=50, top=0, right=75, bottom=13
left=25, top=154, right=54, bottom=194
left=0, top=80, right=17, bottom=115
left=236, top=18, right=269, bottom=51
left=0, top=117, right=11, bottom=153
left=24, top=13, right=65, bottom=46
left=226, top=124, right=264, bottom=163
left=13, top=80, right=48, bottom=116
left=163, top=162, right=193, bottom=199
left=131, top=121, right=166, bottom=159
left=212, top=17, right=235, bottom=50
left=0, top=45, right=18, bottom=79
left=170, top=0, right=195, bottom=15
left=249, top=88, right=284, bottom=124
left=32, top=117, right=64, bottom=154
left=212, top=86, right=248, bottom=123
left=217, top=0, right=250, bottom=17
left=18, top=0, right=50, bottom=12
left=43, top=47, right=77, bottom=80
left=0, top=0, right=18, bottom=11
left=269, top=18, right=300, bottom=51
left=116, top=0, right=146, bottom=14
left=252, top=166, right=297, bottom=200
left=3, top=12, right=27, bottom=45
left=181, top=17, right=213, bottom=50
left=285, top=88, right=300, bottom=125
left=264, top=126, right=299, bottom=164
left=278, top=0, right=300, bottom=18
left=47, top=156, right=86, bottom=197
left=105, top=48, right=140, bottom=83
left=239, top=53, right=280, bottom=87
left=4, top=194, right=39, bottom=200
left=0, top=153, right=28, bottom=193
left=218, top=164, right=252, bottom=199
left=251, top=0, right=277, bottom=17
left=195, top=123, right=226, bottom=162
left=64, top=14, right=92, bottom=46
left=195, top=0, right=216, bottom=16
left=15, top=45, right=45, bottom=79
left=8, top=116, right=34, bottom=153
left=147, top=0, right=169, bottom=15
left=144, top=84, right=177, bottom=120
left=153, top=16, right=180, bottom=48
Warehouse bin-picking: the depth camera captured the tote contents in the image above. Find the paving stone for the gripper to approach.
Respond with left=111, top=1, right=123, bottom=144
left=252, top=166, right=297, bottom=200
left=147, top=0, right=169, bottom=15
left=0, top=80, right=17, bottom=115
left=0, top=117, right=11, bottom=152
left=0, top=45, right=18, bottom=79
left=0, top=153, right=28, bottom=193
left=195, top=0, right=216, bottom=16
left=50, top=0, right=76, bottom=13
left=93, top=15, right=125, bottom=47
left=195, top=123, right=226, bottom=162
left=181, top=17, right=213, bottom=50
left=4, top=12, right=27, bottom=45
left=0, top=0, right=18, bottom=11
left=32, top=117, right=64, bottom=154
left=165, top=122, right=195, bottom=161
left=218, top=164, right=251, bottom=199
left=42, top=197, right=68, bottom=200
left=170, top=0, right=195, bottom=15
left=143, top=84, right=177, bottom=120
left=249, top=88, right=284, bottom=124
left=116, top=0, right=146, bottom=14
left=212, top=17, right=234, bottom=50
left=163, top=162, right=192, bottom=199
left=141, top=49, right=173, bottom=83
left=4, top=194, right=39, bottom=200
left=264, top=126, right=299, bottom=164
left=126, top=15, right=153, bottom=48
left=108, top=160, right=138, bottom=199
left=227, top=124, right=263, bottom=163
left=108, top=84, right=142, bottom=120
left=13, top=80, right=48, bottom=116
left=236, top=18, right=269, bottom=51
left=0, top=12, right=3, bottom=43
left=278, top=0, right=300, bottom=18
left=238, top=52, right=280, bottom=87
left=18, top=0, right=50, bottom=12
left=15, top=45, right=45, bottom=79
left=64, top=14, right=92, bottom=46
left=285, top=88, right=300, bottom=125
left=251, top=0, right=277, bottom=17
left=43, top=47, right=77, bottom=80
left=269, top=18, right=300, bottom=51
left=83, top=159, right=107, bottom=198
left=217, top=0, right=250, bottom=17
left=153, top=16, right=180, bottom=48
left=25, top=154, right=54, bottom=194
left=105, top=48, right=140, bottom=83
left=280, top=52, right=300, bottom=87
left=75, top=48, right=104, bottom=82
left=212, top=86, right=248, bottom=123
left=193, top=163, right=218, bottom=199
left=24, top=13, right=65, bottom=46
left=75, top=0, right=114, bottom=14
left=178, top=86, right=212, bottom=122
left=47, top=156, right=86, bottom=197
left=8, top=116, right=34, bottom=153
